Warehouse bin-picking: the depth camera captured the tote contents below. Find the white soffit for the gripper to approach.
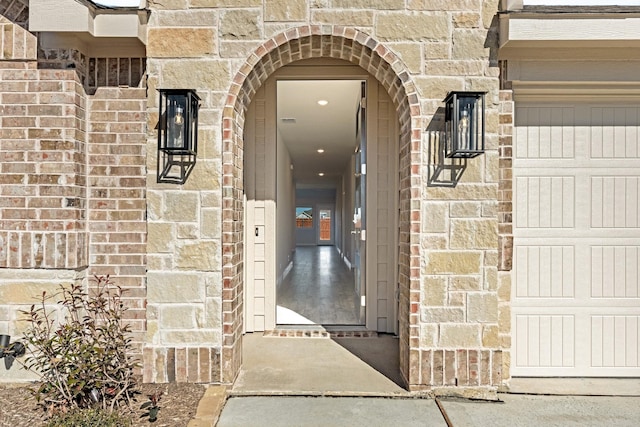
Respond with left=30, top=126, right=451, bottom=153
left=92, top=0, right=141, bottom=6
left=30, top=0, right=143, bottom=39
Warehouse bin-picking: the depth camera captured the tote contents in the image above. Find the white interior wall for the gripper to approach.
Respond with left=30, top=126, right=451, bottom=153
left=276, top=129, right=295, bottom=286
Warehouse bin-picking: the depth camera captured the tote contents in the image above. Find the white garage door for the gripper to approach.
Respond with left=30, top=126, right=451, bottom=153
left=512, top=103, right=640, bottom=377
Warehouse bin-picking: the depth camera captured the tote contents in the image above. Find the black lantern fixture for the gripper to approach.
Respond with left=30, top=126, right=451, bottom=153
left=0, top=334, right=25, bottom=370
left=157, top=89, right=200, bottom=184
left=443, top=91, right=486, bottom=158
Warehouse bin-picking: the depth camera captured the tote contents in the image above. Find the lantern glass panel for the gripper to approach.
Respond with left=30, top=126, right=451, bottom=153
left=166, top=93, right=187, bottom=150
left=443, top=91, right=485, bottom=158
left=157, top=89, right=200, bottom=184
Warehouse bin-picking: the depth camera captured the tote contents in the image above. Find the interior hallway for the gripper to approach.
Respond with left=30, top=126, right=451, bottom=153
left=276, top=246, right=362, bottom=325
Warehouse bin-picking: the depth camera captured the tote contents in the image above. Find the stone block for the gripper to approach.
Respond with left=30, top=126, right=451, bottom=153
left=190, top=0, right=260, bottom=6
left=184, top=160, right=221, bottom=191
left=448, top=292, right=465, bottom=306
left=482, top=0, right=500, bottom=29
left=424, top=251, right=482, bottom=275
left=453, top=12, right=482, bottom=28
left=497, top=272, right=511, bottom=301
left=154, top=10, right=217, bottom=26
left=147, top=272, right=204, bottom=303
left=376, top=13, right=449, bottom=42
left=467, top=293, right=498, bottom=322
left=408, top=0, right=483, bottom=10
left=452, top=29, right=490, bottom=60
left=484, top=267, right=498, bottom=291
left=423, top=276, right=447, bottom=306
left=439, top=324, right=480, bottom=347
left=386, top=43, right=422, bottom=74
left=266, top=0, right=307, bottom=21
left=205, top=273, right=223, bottom=298
left=161, top=60, right=230, bottom=91
left=164, top=192, right=199, bottom=222
left=415, top=76, right=464, bottom=101
left=161, top=330, right=221, bottom=346
left=178, top=224, right=199, bottom=239
left=148, top=28, right=215, bottom=58
left=203, top=298, right=222, bottom=329
left=220, top=10, right=260, bottom=40
left=421, top=307, right=464, bottom=323
left=161, top=305, right=204, bottom=329
left=0, top=281, right=60, bottom=305
left=450, top=276, right=481, bottom=291
left=482, top=325, right=499, bottom=347
left=450, top=219, right=497, bottom=249
left=422, top=202, right=447, bottom=232
left=498, top=304, right=510, bottom=333
left=421, top=235, right=448, bottom=250
left=420, top=323, right=438, bottom=347
left=334, top=0, right=403, bottom=8
left=176, top=241, right=220, bottom=270
left=202, top=208, right=221, bottom=239
left=148, top=0, right=188, bottom=9
left=147, top=222, right=174, bottom=253
left=312, top=10, right=374, bottom=27
left=450, top=202, right=481, bottom=218
left=424, top=42, right=450, bottom=60
left=424, top=60, right=485, bottom=77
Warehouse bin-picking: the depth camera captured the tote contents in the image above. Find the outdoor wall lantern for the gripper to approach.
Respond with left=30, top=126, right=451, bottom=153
left=157, top=89, right=201, bottom=184
left=443, top=91, right=486, bottom=158
left=0, top=334, right=25, bottom=370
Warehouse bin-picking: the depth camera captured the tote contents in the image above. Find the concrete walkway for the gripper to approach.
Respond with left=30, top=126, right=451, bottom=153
left=215, top=394, right=640, bottom=427
left=194, top=334, right=640, bottom=426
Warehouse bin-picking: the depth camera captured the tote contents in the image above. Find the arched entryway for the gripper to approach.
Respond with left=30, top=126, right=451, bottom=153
left=220, top=26, right=422, bottom=387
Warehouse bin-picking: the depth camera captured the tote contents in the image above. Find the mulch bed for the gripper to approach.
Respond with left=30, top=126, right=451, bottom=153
left=0, top=382, right=206, bottom=427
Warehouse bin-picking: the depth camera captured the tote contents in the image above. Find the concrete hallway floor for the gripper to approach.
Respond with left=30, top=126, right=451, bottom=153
left=231, top=333, right=407, bottom=396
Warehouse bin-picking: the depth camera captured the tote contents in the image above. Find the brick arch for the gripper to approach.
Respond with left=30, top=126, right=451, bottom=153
left=220, top=26, right=422, bottom=385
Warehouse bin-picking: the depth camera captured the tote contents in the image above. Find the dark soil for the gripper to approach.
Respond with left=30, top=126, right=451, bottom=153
left=0, top=382, right=206, bottom=427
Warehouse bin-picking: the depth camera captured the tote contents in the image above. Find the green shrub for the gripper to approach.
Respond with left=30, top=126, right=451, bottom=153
left=45, top=408, right=132, bottom=427
left=21, top=275, right=138, bottom=416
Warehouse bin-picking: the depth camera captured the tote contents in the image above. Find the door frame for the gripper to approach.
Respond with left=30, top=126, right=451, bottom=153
left=317, top=204, right=335, bottom=245
left=243, top=59, right=399, bottom=333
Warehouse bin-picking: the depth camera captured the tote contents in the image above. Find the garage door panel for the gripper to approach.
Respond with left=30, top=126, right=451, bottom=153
left=516, top=314, right=575, bottom=369
left=591, top=315, right=640, bottom=368
left=515, top=106, right=575, bottom=159
left=590, top=107, right=640, bottom=159
left=515, top=176, right=574, bottom=229
left=515, top=245, right=574, bottom=298
left=513, top=103, right=640, bottom=377
left=591, top=246, right=640, bottom=299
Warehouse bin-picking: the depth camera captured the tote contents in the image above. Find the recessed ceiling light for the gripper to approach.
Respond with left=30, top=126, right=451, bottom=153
left=318, top=172, right=325, bottom=177
left=317, top=100, right=328, bottom=106
left=317, top=149, right=325, bottom=153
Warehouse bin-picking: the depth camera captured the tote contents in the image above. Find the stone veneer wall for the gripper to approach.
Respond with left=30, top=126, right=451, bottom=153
left=145, top=0, right=503, bottom=394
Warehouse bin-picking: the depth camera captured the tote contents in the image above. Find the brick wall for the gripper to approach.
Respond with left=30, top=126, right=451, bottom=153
left=0, top=16, right=148, bottom=375
left=87, top=87, right=148, bottom=353
left=0, top=64, right=88, bottom=269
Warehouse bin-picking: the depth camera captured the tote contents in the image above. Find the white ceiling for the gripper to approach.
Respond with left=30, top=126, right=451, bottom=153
left=277, top=80, right=363, bottom=189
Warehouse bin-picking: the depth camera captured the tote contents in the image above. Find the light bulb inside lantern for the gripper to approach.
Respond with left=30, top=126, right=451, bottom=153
left=174, top=105, right=184, bottom=125
left=458, top=106, right=469, bottom=150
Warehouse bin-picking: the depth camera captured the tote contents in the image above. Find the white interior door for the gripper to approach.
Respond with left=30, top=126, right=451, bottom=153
left=512, top=102, right=640, bottom=377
